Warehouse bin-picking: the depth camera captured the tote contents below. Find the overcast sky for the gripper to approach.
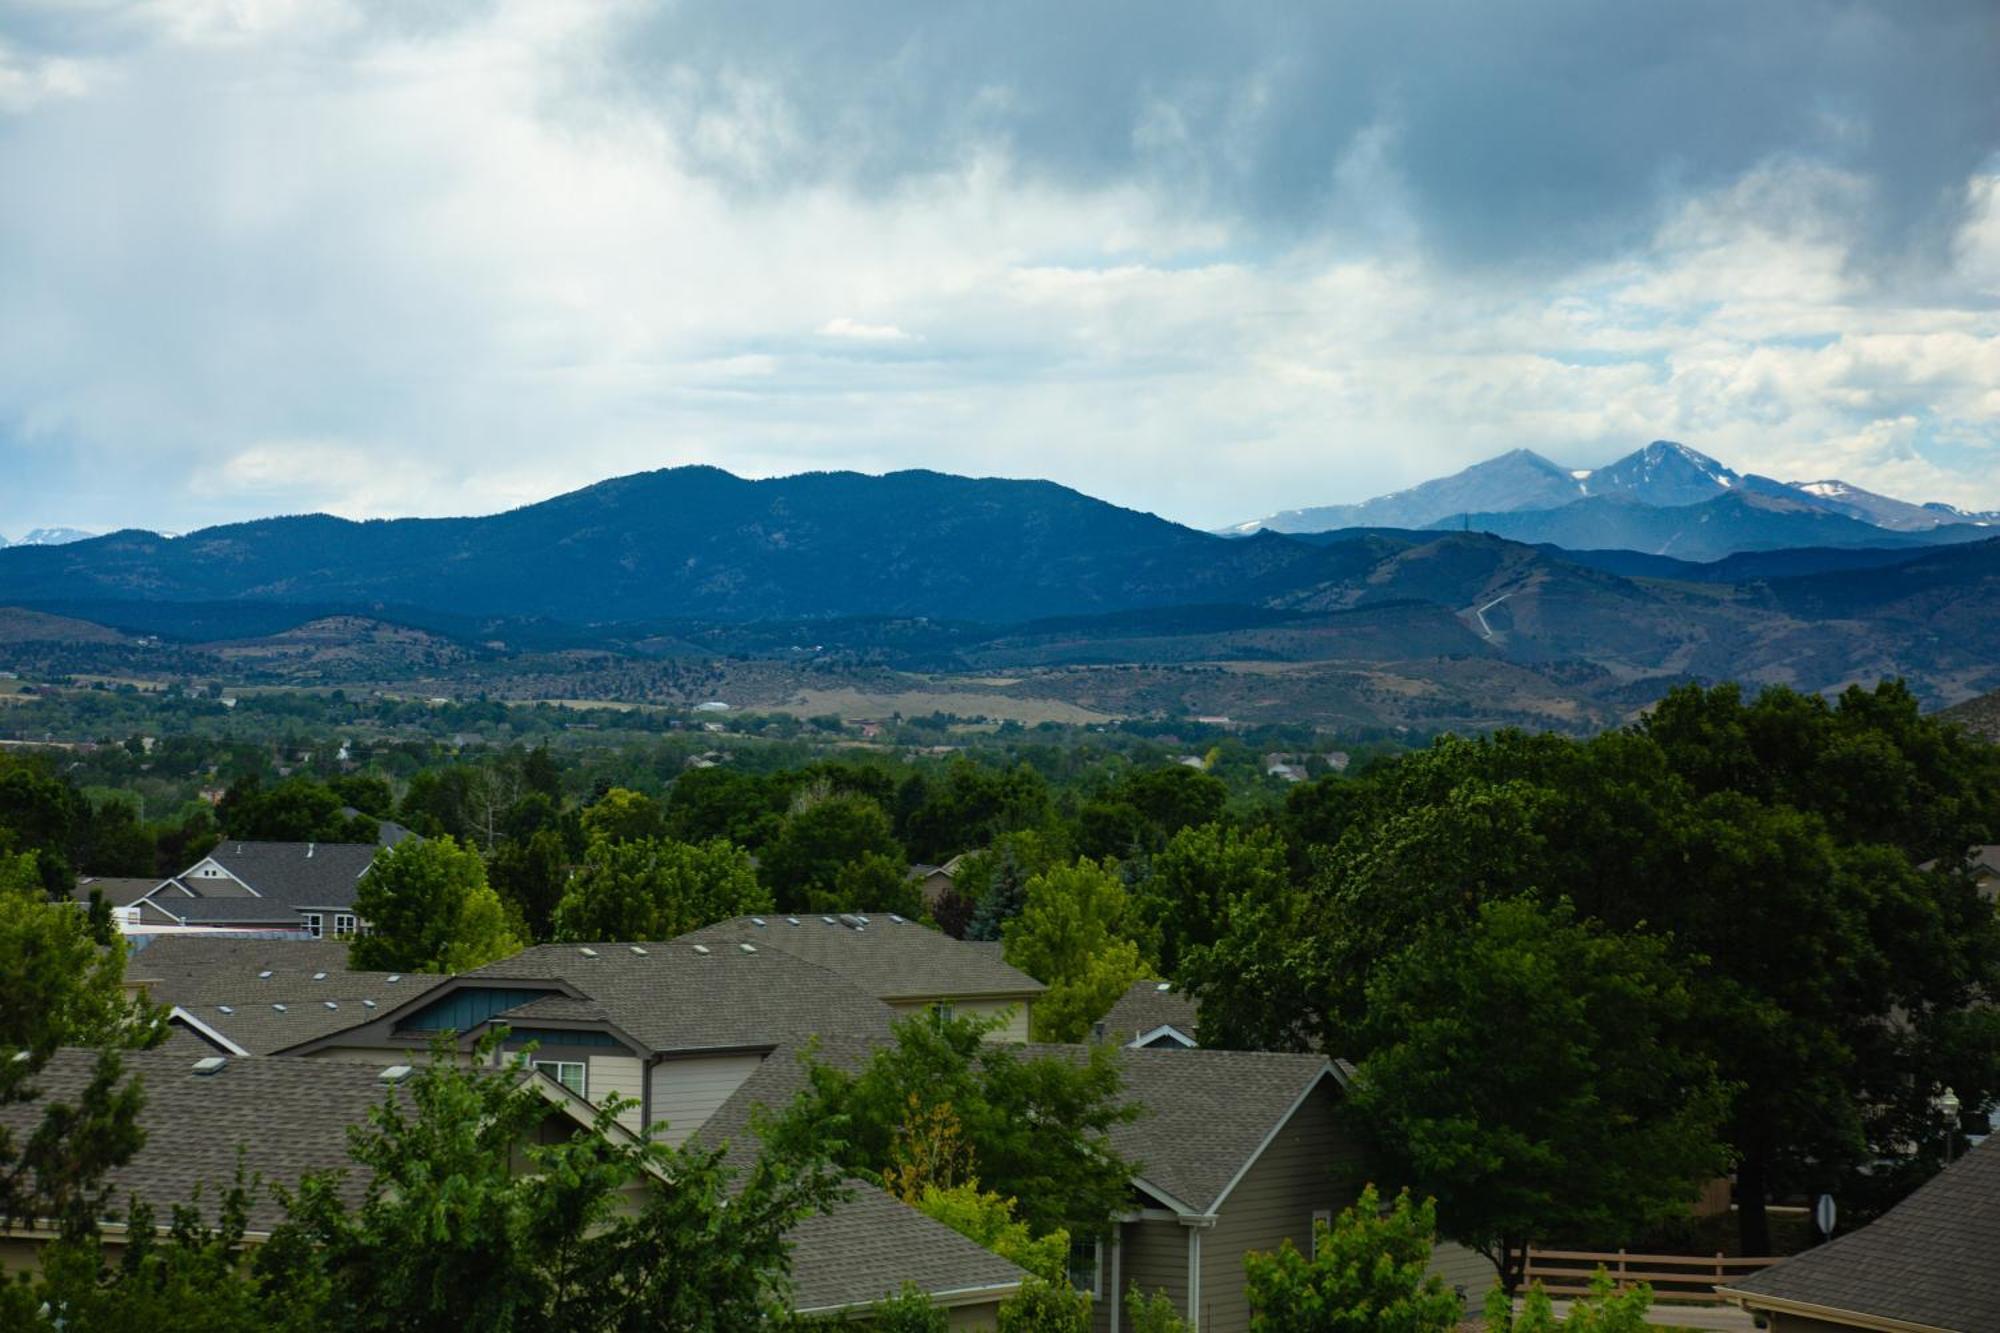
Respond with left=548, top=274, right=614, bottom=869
left=2, top=0, right=1997, bottom=538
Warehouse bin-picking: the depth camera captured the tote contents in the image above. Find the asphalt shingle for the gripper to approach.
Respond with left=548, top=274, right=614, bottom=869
left=1725, top=1134, right=2000, bottom=1330
left=1101, top=979, right=1199, bottom=1044
left=677, top=913, right=1044, bottom=1003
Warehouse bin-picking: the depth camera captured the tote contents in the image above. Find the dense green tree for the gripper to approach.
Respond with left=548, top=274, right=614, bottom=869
left=955, top=829, right=1067, bottom=942
left=1241, top=1185, right=1460, bottom=1333
left=553, top=836, right=770, bottom=941
left=1118, top=765, right=1227, bottom=844
left=489, top=827, right=572, bottom=940
left=580, top=786, right=668, bottom=846
left=1002, top=860, right=1148, bottom=1042
left=1124, top=1285, right=1190, bottom=1333
left=855, top=1283, right=951, bottom=1333
left=1485, top=1270, right=1654, bottom=1332
left=994, top=1277, right=1090, bottom=1332
left=899, top=760, right=1054, bottom=863
left=782, top=1013, right=1137, bottom=1237
left=823, top=850, right=927, bottom=918
left=350, top=836, right=521, bottom=973
left=219, top=776, right=378, bottom=844
left=911, top=1184, right=1067, bottom=1282
left=1349, top=899, right=1732, bottom=1290
left=1135, top=823, right=1289, bottom=978
left=329, top=774, right=397, bottom=819
left=665, top=768, right=787, bottom=850
left=759, top=793, right=904, bottom=913
left=0, top=854, right=165, bottom=1056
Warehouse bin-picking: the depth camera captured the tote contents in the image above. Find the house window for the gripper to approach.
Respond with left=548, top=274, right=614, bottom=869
left=332, top=913, right=357, bottom=938
left=534, top=1060, right=587, bottom=1098
left=1310, top=1209, right=1333, bottom=1258
left=932, top=1001, right=955, bottom=1029
left=1067, top=1238, right=1102, bottom=1298
left=302, top=912, right=323, bottom=939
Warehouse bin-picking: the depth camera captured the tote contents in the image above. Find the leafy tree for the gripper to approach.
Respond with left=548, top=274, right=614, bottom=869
left=956, top=829, right=1066, bottom=942
left=350, top=836, right=521, bottom=973
left=911, top=1184, right=1068, bottom=1284
left=219, top=776, right=377, bottom=844
left=900, top=760, right=1053, bottom=863
left=995, top=1278, right=1090, bottom=1332
left=854, top=1283, right=950, bottom=1333
left=1136, top=823, right=1289, bottom=978
left=580, top=787, right=668, bottom=846
left=553, top=835, right=770, bottom=941
left=329, top=774, right=397, bottom=819
left=1348, top=899, right=1732, bottom=1291
left=1241, top=1185, right=1460, bottom=1333
left=823, top=850, right=927, bottom=918
left=665, top=768, right=787, bottom=850
left=1125, top=1285, right=1190, bottom=1333
left=1002, top=859, right=1148, bottom=1041
left=1485, top=1270, right=1654, bottom=1332
left=489, top=827, right=572, bottom=941
left=784, top=1013, right=1137, bottom=1236
left=759, top=793, right=904, bottom=913
left=1119, top=765, right=1227, bottom=845
left=0, top=855, right=165, bottom=1055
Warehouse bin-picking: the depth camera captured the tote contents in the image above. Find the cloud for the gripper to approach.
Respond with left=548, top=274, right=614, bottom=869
left=0, top=0, right=1994, bottom=537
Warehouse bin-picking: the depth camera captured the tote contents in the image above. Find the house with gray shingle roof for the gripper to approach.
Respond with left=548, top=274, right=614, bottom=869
left=676, top=912, right=1045, bottom=1042
left=0, top=1047, right=1024, bottom=1323
left=286, top=939, right=901, bottom=1144
left=695, top=1035, right=1486, bottom=1331
left=131, top=837, right=394, bottom=939
left=1721, top=1134, right=2000, bottom=1331
left=1101, top=978, right=1199, bottom=1048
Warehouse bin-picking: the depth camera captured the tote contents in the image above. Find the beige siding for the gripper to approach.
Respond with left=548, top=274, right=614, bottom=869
left=1104, top=1218, right=1189, bottom=1332
left=305, top=1045, right=416, bottom=1066
left=945, top=1299, right=1005, bottom=1330
left=587, top=1054, right=646, bottom=1135
left=1766, top=1317, right=1872, bottom=1333
left=1426, top=1241, right=1498, bottom=1309
left=181, top=862, right=256, bottom=896
left=648, top=1053, right=764, bottom=1145
left=1198, top=1081, right=1364, bottom=1333
left=887, top=997, right=1033, bottom=1043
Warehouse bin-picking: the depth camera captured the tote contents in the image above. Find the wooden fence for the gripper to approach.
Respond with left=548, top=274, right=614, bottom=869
left=1522, top=1248, right=1782, bottom=1304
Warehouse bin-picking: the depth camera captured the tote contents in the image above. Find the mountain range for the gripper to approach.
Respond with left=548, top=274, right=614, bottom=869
left=1, top=459, right=1997, bottom=722
left=1227, top=441, right=1998, bottom=558
left=0, top=527, right=98, bottom=550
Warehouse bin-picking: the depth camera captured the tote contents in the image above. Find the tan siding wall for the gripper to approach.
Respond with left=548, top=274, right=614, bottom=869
left=1198, top=1082, right=1364, bottom=1333
left=182, top=862, right=257, bottom=896
left=1107, top=1219, right=1189, bottom=1332
left=945, top=1299, right=1006, bottom=1330
left=1425, top=1241, right=1498, bottom=1309
left=648, top=1053, right=764, bottom=1145
left=587, top=1054, right=645, bottom=1135
left=305, top=1045, right=415, bottom=1065
left=887, top=997, right=1033, bottom=1043
left=1767, top=1317, right=1873, bottom=1333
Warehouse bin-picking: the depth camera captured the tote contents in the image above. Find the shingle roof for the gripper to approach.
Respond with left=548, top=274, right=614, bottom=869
left=0, top=1048, right=406, bottom=1231
left=72, top=877, right=166, bottom=908
left=687, top=1043, right=1026, bottom=1315
left=463, top=942, right=901, bottom=1054
left=1102, top=979, right=1199, bottom=1043
left=788, top=1188, right=1027, bottom=1315
left=700, top=1038, right=1337, bottom=1218
left=180, top=840, right=379, bottom=909
left=676, top=914, right=1045, bottom=1002
left=1724, top=1134, right=2000, bottom=1330
left=128, top=935, right=447, bottom=1055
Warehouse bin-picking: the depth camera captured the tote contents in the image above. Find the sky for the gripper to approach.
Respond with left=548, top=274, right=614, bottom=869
left=2, top=0, right=1997, bottom=539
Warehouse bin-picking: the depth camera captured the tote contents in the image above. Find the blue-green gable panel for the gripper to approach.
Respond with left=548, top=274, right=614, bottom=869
left=395, top=986, right=553, bottom=1034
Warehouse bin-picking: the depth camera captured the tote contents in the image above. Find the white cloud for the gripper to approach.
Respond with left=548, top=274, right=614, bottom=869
left=0, top=2, right=1994, bottom=537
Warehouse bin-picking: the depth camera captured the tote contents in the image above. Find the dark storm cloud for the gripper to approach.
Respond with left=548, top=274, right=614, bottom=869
left=612, top=0, right=1999, bottom=269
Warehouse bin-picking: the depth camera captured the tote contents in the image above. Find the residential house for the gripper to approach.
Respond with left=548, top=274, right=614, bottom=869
left=122, top=935, right=450, bottom=1057
left=911, top=852, right=975, bottom=910
left=701, top=1039, right=1494, bottom=1331
left=283, top=939, right=902, bottom=1143
left=129, top=837, right=394, bottom=938
left=1721, top=1134, right=2000, bottom=1331
left=676, top=912, right=1045, bottom=1041
left=0, top=1049, right=1025, bottom=1322
left=1101, top=979, right=1198, bottom=1048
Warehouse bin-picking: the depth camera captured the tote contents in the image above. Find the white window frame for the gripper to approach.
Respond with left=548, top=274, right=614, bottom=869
left=1310, top=1208, right=1333, bottom=1258
left=1067, top=1237, right=1103, bottom=1298
left=301, top=911, right=323, bottom=939
left=332, top=913, right=357, bottom=938
left=534, top=1060, right=587, bottom=1099
left=933, top=1001, right=955, bottom=1029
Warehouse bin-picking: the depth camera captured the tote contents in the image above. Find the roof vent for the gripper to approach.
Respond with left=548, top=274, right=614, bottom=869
left=324, top=1001, right=338, bottom=1011
left=786, top=916, right=800, bottom=926
left=258, top=970, right=273, bottom=979
left=313, top=971, right=328, bottom=981
left=888, top=914, right=905, bottom=924
left=628, top=945, right=649, bottom=956
left=386, top=974, right=402, bottom=983
left=273, top=1003, right=288, bottom=1013
left=738, top=943, right=757, bottom=954
left=379, top=1064, right=413, bottom=1084
left=1155, top=982, right=1172, bottom=992
left=750, top=916, right=767, bottom=927
left=838, top=914, right=867, bottom=931
left=692, top=944, right=711, bottom=956
left=820, top=915, right=836, bottom=925
left=579, top=947, right=599, bottom=959
left=362, top=999, right=377, bottom=1009
left=218, top=1005, right=235, bottom=1015
left=10, top=1050, right=31, bottom=1064
left=192, top=1057, right=228, bottom=1076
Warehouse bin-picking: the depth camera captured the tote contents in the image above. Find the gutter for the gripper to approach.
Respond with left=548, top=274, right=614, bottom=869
left=792, top=1278, right=1024, bottom=1317
left=1715, top=1288, right=1957, bottom=1333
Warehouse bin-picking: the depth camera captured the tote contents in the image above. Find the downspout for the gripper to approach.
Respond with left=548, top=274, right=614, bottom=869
left=1185, top=1224, right=1202, bottom=1330
left=1108, top=1225, right=1122, bottom=1331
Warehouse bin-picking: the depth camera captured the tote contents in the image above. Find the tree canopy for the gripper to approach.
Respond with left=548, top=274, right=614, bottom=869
left=350, top=836, right=521, bottom=973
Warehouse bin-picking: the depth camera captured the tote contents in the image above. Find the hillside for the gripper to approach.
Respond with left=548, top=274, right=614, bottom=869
left=1941, top=689, right=2000, bottom=742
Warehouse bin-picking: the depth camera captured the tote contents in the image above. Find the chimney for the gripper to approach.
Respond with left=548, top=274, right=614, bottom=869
left=306, top=843, right=315, bottom=858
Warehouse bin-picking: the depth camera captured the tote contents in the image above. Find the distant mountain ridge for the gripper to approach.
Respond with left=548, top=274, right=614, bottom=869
left=1227, top=441, right=1998, bottom=550
left=0, top=527, right=98, bottom=550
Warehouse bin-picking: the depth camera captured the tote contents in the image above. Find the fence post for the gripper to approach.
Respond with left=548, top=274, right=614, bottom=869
left=1715, top=1252, right=1725, bottom=1291
left=1617, top=1248, right=1627, bottom=1287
